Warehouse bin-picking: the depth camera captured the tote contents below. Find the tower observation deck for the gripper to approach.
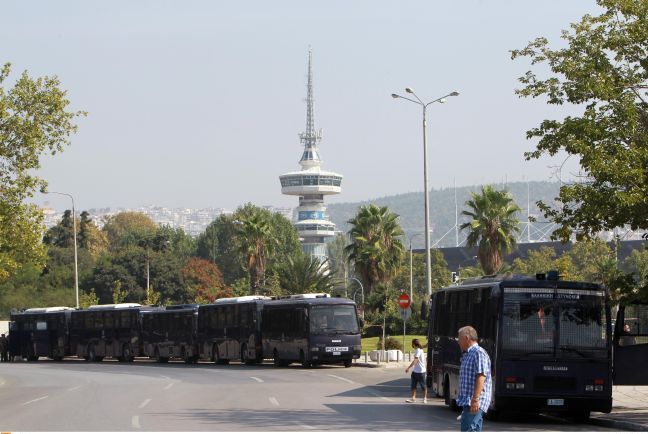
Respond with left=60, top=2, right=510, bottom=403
left=279, top=50, right=343, bottom=263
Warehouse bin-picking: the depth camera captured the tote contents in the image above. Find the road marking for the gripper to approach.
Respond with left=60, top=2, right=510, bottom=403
left=268, top=396, right=279, bottom=407
left=21, top=395, right=48, bottom=406
left=67, top=385, right=82, bottom=392
left=164, top=382, right=174, bottom=390
left=381, top=396, right=394, bottom=402
left=159, top=375, right=171, bottom=380
left=299, top=424, right=315, bottom=430
left=138, top=398, right=152, bottom=409
left=250, top=376, right=264, bottom=383
left=0, top=378, right=5, bottom=387
left=132, top=415, right=141, bottom=429
left=327, top=374, right=355, bottom=384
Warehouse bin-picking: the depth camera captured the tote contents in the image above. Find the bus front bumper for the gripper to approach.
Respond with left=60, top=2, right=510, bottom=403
left=494, top=395, right=612, bottom=414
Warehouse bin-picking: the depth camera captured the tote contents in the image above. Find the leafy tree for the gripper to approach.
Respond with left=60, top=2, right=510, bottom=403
left=155, top=226, right=196, bottom=262
left=43, top=210, right=75, bottom=248
left=78, top=211, right=108, bottom=256
left=267, top=211, right=302, bottom=269
left=512, top=0, right=648, bottom=241
left=0, top=62, right=84, bottom=281
left=143, top=286, right=161, bottom=306
left=327, top=233, right=349, bottom=287
left=460, top=185, right=522, bottom=275
left=345, top=204, right=405, bottom=295
left=79, top=289, right=99, bottom=309
left=88, top=255, right=141, bottom=303
left=277, top=253, right=335, bottom=294
left=181, top=257, right=230, bottom=303
left=391, top=249, right=451, bottom=301
left=234, top=206, right=278, bottom=293
left=112, top=280, right=128, bottom=304
left=566, top=239, right=615, bottom=282
left=102, top=212, right=157, bottom=250
left=621, top=247, right=648, bottom=303
left=196, top=215, right=247, bottom=285
left=512, top=246, right=557, bottom=275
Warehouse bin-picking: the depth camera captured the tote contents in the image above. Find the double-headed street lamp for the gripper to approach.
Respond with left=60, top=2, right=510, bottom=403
left=392, top=88, right=459, bottom=300
left=44, top=191, right=79, bottom=309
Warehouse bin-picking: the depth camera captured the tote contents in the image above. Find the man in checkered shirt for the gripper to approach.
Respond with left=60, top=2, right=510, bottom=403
left=457, top=325, right=492, bottom=432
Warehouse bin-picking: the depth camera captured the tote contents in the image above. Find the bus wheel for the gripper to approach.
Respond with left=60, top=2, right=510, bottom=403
left=241, top=344, right=253, bottom=365
left=27, top=355, right=38, bottom=362
left=182, top=347, right=192, bottom=364
left=343, top=359, right=352, bottom=368
left=569, top=410, right=590, bottom=423
left=273, top=349, right=282, bottom=368
left=212, top=345, right=221, bottom=365
left=443, top=376, right=458, bottom=410
left=121, top=345, right=133, bottom=362
left=300, top=350, right=311, bottom=368
left=87, top=345, right=96, bottom=362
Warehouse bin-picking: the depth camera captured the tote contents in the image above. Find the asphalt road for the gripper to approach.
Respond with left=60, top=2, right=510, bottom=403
left=0, top=359, right=616, bottom=431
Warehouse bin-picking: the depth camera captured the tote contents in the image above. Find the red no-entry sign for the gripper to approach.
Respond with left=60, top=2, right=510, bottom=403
left=398, top=293, right=411, bottom=309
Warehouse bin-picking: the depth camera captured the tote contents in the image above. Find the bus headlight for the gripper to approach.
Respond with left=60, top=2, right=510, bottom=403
left=311, top=347, right=319, bottom=352
left=595, top=385, right=603, bottom=391
left=585, top=385, right=594, bottom=392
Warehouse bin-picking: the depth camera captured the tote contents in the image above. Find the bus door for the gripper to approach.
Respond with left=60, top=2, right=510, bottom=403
left=613, top=304, right=648, bottom=385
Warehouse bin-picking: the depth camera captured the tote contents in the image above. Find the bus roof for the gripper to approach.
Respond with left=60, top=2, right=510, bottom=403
left=440, top=274, right=601, bottom=292
left=21, top=307, right=75, bottom=313
left=213, top=296, right=272, bottom=304
left=87, top=303, right=142, bottom=310
left=264, top=296, right=356, bottom=307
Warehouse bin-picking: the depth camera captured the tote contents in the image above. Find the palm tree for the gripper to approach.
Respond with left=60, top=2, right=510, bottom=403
left=235, top=210, right=277, bottom=293
left=460, top=185, right=521, bottom=275
left=277, top=253, right=335, bottom=294
left=345, top=204, right=405, bottom=295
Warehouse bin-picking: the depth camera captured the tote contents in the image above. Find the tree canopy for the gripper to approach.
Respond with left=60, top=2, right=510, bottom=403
left=0, top=63, right=84, bottom=280
left=512, top=0, right=648, bottom=241
left=460, top=185, right=522, bottom=275
left=345, top=204, right=405, bottom=295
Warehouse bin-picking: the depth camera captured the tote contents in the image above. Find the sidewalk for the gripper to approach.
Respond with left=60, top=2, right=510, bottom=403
left=590, top=385, right=648, bottom=431
left=352, top=360, right=648, bottom=430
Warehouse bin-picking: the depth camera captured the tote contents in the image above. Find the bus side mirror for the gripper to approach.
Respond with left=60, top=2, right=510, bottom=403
left=420, top=301, right=427, bottom=321
left=358, top=317, right=365, bottom=328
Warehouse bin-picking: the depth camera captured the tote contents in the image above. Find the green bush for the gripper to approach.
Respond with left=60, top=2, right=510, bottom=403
left=377, top=336, right=403, bottom=351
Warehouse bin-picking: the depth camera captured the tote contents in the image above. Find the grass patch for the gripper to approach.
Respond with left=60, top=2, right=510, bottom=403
left=360, top=334, right=427, bottom=354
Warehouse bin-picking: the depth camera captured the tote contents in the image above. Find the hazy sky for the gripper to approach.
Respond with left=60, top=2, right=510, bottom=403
left=3, top=1, right=599, bottom=212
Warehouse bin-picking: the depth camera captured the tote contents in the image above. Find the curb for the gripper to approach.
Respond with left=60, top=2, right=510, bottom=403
left=588, top=416, right=648, bottom=432
left=353, top=362, right=409, bottom=369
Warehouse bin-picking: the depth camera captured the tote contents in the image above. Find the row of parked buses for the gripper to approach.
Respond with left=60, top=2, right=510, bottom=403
left=8, top=294, right=362, bottom=368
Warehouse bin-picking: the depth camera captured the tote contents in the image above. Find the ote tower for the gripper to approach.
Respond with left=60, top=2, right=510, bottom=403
left=279, top=51, right=343, bottom=262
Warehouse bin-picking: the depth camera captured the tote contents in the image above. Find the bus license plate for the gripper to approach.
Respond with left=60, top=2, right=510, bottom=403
left=547, top=399, right=564, bottom=406
left=325, top=347, right=348, bottom=353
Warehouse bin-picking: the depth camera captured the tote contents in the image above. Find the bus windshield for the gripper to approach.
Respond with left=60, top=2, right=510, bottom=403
left=309, top=305, right=359, bottom=335
left=502, top=287, right=607, bottom=359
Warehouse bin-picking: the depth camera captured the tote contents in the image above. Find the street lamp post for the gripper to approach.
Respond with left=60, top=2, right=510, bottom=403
left=407, top=233, right=425, bottom=302
left=45, top=191, right=79, bottom=309
left=392, top=89, right=459, bottom=300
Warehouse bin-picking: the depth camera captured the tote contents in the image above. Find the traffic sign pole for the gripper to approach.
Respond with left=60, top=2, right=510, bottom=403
left=397, top=292, right=412, bottom=361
